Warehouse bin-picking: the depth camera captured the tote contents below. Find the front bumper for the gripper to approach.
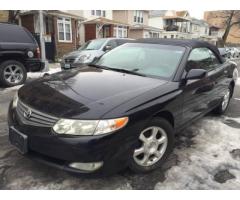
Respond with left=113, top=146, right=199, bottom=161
left=8, top=102, right=138, bottom=176
left=25, top=58, right=45, bottom=72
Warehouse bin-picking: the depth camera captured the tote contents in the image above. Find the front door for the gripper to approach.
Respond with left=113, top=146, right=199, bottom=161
left=181, top=47, right=219, bottom=124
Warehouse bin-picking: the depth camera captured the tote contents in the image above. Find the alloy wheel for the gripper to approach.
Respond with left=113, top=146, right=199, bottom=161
left=133, top=126, right=168, bottom=167
left=3, top=64, right=24, bottom=85
left=222, top=88, right=231, bottom=111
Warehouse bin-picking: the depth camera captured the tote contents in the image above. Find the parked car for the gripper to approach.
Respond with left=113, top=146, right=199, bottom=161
left=60, top=38, right=134, bottom=70
left=218, top=47, right=231, bottom=59
left=8, top=39, right=238, bottom=176
left=226, top=47, right=240, bottom=58
left=232, top=47, right=240, bottom=58
left=0, top=23, right=44, bottom=87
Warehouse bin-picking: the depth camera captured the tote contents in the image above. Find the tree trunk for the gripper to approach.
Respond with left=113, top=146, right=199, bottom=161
left=8, top=10, right=20, bottom=24
left=222, top=11, right=235, bottom=44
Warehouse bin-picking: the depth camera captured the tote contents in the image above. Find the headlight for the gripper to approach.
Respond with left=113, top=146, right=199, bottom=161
left=53, top=117, right=129, bottom=136
left=76, top=54, right=92, bottom=63
left=12, top=92, right=18, bottom=108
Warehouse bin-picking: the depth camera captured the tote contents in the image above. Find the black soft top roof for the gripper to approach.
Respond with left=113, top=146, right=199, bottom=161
left=135, top=38, right=224, bottom=63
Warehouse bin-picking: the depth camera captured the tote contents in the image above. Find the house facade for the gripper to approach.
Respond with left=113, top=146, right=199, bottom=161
left=190, top=18, right=210, bottom=39
left=18, top=10, right=84, bottom=60
left=149, top=10, right=192, bottom=39
left=67, top=10, right=130, bottom=44
left=112, top=10, right=163, bottom=39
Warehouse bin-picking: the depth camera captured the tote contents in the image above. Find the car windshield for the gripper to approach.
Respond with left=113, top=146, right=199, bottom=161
left=79, top=39, right=107, bottom=51
left=94, top=43, right=185, bottom=79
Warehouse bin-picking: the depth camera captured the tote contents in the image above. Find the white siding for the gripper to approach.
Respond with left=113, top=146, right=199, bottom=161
left=149, top=17, right=164, bottom=29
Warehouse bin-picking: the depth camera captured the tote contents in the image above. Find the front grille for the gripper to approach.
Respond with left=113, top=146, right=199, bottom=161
left=16, top=100, right=59, bottom=127
left=64, top=58, right=75, bottom=64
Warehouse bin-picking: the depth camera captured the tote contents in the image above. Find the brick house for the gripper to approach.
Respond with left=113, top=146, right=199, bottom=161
left=112, top=10, right=163, bottom=39
left=19, top=10, right=85, bottom=61
left=82, top=17, right=130, bottom=42
left=66, top=10, right=130, bottom=44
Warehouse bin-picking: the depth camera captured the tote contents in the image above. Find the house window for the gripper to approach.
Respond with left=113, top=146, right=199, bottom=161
left=205, top=27, right=208, bottom=34
left=134, top=10, right=144, bottom=24
left=57, top=17, right=72, bottom=42
left=96, top=10, right=101, bottom=16
left=113, top=26, right=128, bottom=38
left=91, top=10, right=106, bottom=17
left=103, top=11, right=106, bottom=17
left=149, top=32, right=159, bottom=38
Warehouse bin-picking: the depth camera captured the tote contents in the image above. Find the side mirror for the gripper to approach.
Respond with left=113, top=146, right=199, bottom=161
left=185, top=69, right=207, bottom=80
left=104, top=45, right=112, bottom=52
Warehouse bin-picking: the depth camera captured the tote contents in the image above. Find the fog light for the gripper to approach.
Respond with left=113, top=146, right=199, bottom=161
left=69, top=162, right=103, bottom=172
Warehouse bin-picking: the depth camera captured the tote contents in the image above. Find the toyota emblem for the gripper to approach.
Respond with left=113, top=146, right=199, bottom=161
left=23, top=108, right=32, bottom=119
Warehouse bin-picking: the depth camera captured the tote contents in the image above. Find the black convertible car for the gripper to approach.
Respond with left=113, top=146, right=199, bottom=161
left=8, top=39, right=238, bottom=176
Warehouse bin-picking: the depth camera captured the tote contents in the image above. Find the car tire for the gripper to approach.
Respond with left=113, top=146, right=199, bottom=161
left=0, top=60, right=27, bottom=87
left=213, top=86, right=233, bottom=115
left=128, top=117, right=174, bottom=173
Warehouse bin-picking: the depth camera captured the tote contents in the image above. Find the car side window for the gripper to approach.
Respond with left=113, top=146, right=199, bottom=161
left=186, top=48, right=219, bottom=72
left=104, top=40, right=117, bottom=49
left=208, top=49, right=220, bottom=67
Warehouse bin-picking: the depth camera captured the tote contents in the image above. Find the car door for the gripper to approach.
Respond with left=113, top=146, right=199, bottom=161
left=207, top=49, right=230, bottom=108
left=181, top=47, right=217, bottom=124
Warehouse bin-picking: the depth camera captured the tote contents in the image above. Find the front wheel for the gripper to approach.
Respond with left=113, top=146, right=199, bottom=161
left=0, top=60, right=27, bottom=87
left=128, top=118, right=174, bottom=173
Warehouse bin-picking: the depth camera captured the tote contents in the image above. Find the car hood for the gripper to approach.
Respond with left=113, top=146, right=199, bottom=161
left=18, top=66, right=167, bottom=119
left=64, top=50, right=104, bottom=59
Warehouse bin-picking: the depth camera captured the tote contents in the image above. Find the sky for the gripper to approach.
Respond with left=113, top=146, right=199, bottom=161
left=189, top=9, right=205, bottom=19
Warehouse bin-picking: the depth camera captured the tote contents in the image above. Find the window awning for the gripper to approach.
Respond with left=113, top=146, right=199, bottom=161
left=82, top=17, right=130, bottom=27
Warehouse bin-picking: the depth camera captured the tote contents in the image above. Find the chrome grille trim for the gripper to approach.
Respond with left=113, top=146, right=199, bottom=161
left=16, top=99, right=59, bottom=127
left=64, top=58, right=75, bottom=64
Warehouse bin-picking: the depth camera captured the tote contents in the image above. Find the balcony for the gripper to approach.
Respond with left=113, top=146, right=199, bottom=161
left=164, top=25, right=188, bottom=33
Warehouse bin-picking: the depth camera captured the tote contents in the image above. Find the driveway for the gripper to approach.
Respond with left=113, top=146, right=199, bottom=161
left=0, top=61, right=240, bottom=189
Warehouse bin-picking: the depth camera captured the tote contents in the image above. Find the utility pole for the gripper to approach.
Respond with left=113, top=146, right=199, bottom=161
left=39, top=10, right=49, bottom=71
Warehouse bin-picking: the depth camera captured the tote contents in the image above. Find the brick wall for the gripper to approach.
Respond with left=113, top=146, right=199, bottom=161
left=53, top=16, right=79, bottom=58
left=0, top=11, right=9, bottom=22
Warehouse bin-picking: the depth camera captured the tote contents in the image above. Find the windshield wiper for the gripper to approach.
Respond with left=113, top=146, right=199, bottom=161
left=88, top=64, right=112, bottom=70
left=108, top=68, right=146, bottom=77
left=89, top=64, right=146, bottom=77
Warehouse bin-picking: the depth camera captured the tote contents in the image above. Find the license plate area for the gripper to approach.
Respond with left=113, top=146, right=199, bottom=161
left=9, top=127, right=28, bottom=154
left=64, top=63, right=71, bottom=69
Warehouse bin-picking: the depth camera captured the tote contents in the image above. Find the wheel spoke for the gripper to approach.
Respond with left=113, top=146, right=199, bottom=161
left=4, top=71, right=11, bottom=75
left=140, top=153, right=149, bottom=165
left=139, top=133, right=148, bottom=143
left=157, top=135, right=167, bottom=144
left=134, top=147, right=144, bottom=157
left=154, top=151, right=163, bottom=158
left=151, top=127, right=159, bottom=139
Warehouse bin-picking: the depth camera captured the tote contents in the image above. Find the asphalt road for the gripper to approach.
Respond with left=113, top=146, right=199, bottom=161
left=0, top=61, right=239, bottom=189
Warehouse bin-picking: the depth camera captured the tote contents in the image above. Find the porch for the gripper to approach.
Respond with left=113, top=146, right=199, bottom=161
left=82, top=17, right=130, bottom=42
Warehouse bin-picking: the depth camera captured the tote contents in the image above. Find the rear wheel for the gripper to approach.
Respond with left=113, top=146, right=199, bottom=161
left=0, top=60, right=27, bottom=87
left=128, top=118, right=174, bottom=173
left=213, top=87, right=232, bottom=115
